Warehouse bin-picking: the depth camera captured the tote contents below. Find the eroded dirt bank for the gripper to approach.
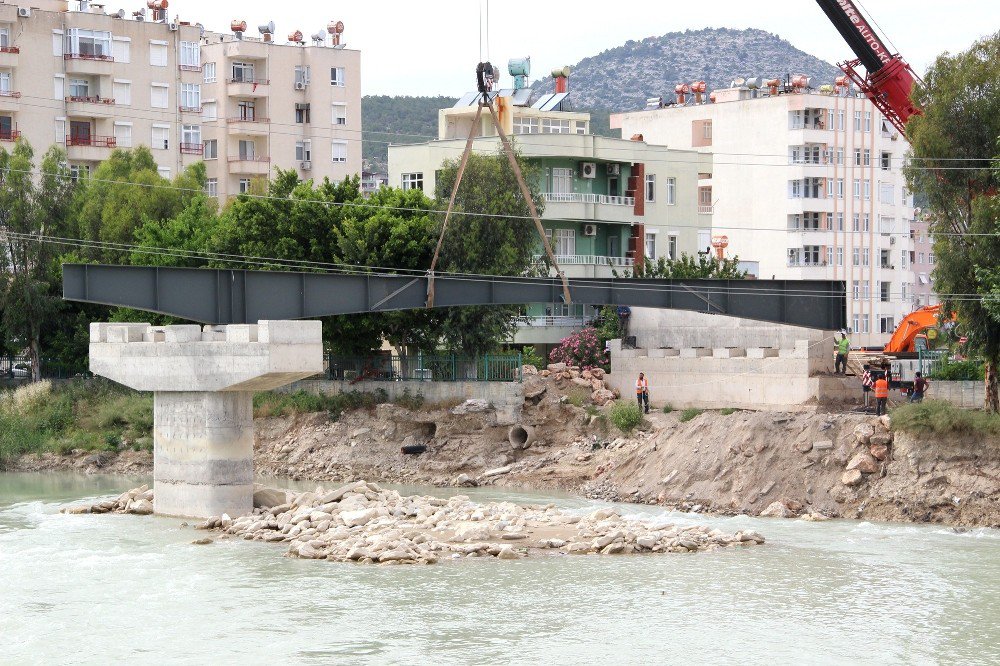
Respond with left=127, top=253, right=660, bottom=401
left=13, top=374, right=1000, bottom=528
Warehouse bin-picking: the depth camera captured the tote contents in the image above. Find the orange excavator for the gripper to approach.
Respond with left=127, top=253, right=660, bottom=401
left=883, top=305, right=957, bottom=357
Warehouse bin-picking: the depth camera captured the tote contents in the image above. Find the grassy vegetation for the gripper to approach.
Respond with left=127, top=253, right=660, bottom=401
left=252, top=389, right=389, bottom=420
left=565, top=388, right=591, bottom=408
left=719, top=408, right=739, bottom=416
left=891, top=400, right=1000, bottom=437
left=609, top=401, right=644, bottom=433
left=679, top=408, right=704, bottom=423
left=0, top=380, right=153, bottom=468
left=661, top=404, right=674, bottom=414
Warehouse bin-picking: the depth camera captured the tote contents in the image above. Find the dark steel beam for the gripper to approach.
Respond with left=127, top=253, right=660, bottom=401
left=62, top=264, right=847, bottom=331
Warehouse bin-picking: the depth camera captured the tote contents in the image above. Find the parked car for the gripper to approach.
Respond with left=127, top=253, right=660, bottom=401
left=10, top=362, right=30, bottom=378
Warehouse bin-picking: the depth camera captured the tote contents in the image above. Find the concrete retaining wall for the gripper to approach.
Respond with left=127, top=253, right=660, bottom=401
left=930, top=381, right=986, bottom=409
left=626, top=308, right=833, bottom=350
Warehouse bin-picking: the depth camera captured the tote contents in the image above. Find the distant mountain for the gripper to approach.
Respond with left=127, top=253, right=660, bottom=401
left=362, top=28, right=843, bottom=172
left=529, top=27, right=843, bottom=111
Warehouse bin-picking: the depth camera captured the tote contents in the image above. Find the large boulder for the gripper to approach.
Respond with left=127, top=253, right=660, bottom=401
left=841, top=470, right=864, bottom=487
left=870, top=433, right=893, bottom=447
left=854, top=423, right=877, bottom=445
left=547, top=363, right=567, bottom=373
left=846, top=452, right=879, bottom=475
left=592, top=389, right=616, bottom=406
left=760, top=501, right=791, bottom=518
left=870, top=444, right=890, bottom=462
left=253, top=486, right=290, bottom=510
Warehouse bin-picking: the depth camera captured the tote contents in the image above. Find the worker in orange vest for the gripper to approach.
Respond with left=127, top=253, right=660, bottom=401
left=636, top=372, right=650, bottom=414
left=874, top=374, right=890, bottom=417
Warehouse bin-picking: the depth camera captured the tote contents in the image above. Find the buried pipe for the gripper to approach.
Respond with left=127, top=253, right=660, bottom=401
left=508, top=425, right=536, bottom=450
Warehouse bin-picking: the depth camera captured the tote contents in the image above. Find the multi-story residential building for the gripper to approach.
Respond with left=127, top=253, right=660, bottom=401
left=0, top=0, right=360, bottom=196
left=390, top=88, right=710, bottom=351
left=910, top=213, right=938, bottom=308
left=613, top=82, right=917, bottom=346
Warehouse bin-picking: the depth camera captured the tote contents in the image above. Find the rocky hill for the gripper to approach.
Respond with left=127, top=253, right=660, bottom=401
left=530, top=27, right=843, bottom=111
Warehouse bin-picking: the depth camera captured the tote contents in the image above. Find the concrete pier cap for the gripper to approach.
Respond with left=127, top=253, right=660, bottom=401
left=90, top=321, right=323, bottom=519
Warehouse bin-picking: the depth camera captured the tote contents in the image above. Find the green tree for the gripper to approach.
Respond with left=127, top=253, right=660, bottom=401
left=616, top=253, right=748, bottom=279
left=905, top=33, right=1000, bottom=411
left=0, top=141, right=76, bottom=380
left=434, top=149, right=544, bottom=354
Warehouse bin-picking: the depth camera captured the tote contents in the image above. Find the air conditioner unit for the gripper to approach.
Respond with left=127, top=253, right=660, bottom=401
left=607, top=163, right=621, bottom=176
left=17, top=7, right=31, bottom=17
left=294, top=82, right=306, bottom=90
left=169, top=22, right=179, bottom=31
left=890, top=236, right=896, bottom=245
left=300, top=160, right=312, bottom=170
left=583, top=224, right=598, bottom=236
left=579, top=162, right=597, bottom=179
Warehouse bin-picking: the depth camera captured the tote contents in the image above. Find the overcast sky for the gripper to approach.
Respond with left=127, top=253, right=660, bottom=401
left=167, top=0, right=996, bottom=98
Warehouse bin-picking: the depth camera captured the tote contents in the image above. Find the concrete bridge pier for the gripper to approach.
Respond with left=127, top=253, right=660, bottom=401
left=89, top=321, right=323, bottom=519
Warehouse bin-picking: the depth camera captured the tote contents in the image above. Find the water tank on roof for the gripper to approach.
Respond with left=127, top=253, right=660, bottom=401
left=508, top=57, right=531, bottom=77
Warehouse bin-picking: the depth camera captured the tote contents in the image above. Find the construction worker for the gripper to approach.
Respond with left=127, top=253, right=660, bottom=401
left=636, top=372, right=650, bottom=414
left=861, top=364, right=874, bottom=411
left=874, top=373, right=890, bottom=417
left=910, top=372, right=929, bottom=403
left=835, top=332, right=851, bottom=375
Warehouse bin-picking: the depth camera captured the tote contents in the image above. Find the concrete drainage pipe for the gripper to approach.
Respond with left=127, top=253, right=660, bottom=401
left=508, top=425, right=536, bottom=450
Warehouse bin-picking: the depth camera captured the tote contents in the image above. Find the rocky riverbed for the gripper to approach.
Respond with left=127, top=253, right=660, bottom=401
left=63, top=481, right=765, bottom=565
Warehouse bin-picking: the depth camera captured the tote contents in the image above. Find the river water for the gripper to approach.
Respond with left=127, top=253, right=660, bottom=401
left=2, top=473, right=999, bottom=665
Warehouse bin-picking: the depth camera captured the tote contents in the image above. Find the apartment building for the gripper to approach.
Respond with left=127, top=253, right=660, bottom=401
left=613, top=82, right=917, bottom=346
left=910, top=214, right=938, bottom=308
left=390, top=86, right=710, bottom=350
left=0, top=0, right=360, bottom=196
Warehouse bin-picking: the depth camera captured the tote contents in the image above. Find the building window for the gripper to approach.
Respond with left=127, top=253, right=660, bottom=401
left=239, top=178, right=252, bottom=194
left=880, top=183, right=894, bottom=204
left=232, top=62, right=256, bottom=83
left=296, top=103, right=311, bottom=124
left=864, top=149, right=871, bottom=167
left=864, top=111, right=872, bottom=132
left=864, top=214, right=871, bottom=232
left=668, top=235, right=678, bottom=260
left=644, top=174, right=655, bottom=202
left=149, top=41, right=168, bottom=67
left=575, top=121, right=587, bottom=135
left=206, top=178, right=218, bottom=198
left=180, top=83, right=201, bottom=110
left=862, top=280, right=870, bottom=298
left=854, top=111, right=862, bottom=131
left=513, top=117, right=538, bottom=134
left=202, top=102, right=217, bottom=121
left=0, top=27, right=9, bottom=49
left=113, top=80, right=131, bottom=105
left=203, top=139, right=217, bottom=159
left=112, top=37, right=130, bottom=63
left=826, top=246, right=834, bottom=266
left=294, top=65, right=311, bottom=88
left=863, top=249, right=870, bottom=267
left=929, top=253, right=935, bottom=264
left=295, top=140, right=312, bottom=162
left=645, top=233, right=656, bottom=261
left=180, top=41, right=200, bottom=69
left=401, top=173, right=423, bottom=191
left=331, top=141, right=348, bottom=163
left=665, top=177, right=676, bottom=205
left=853, top=315, right=860, bottom=332
left=54, top=118, right=66, bottom=144
left=69, top=164, right=91, bottom=181
left=853, top=281, right=860, bottom=299
left=332, top=103, right=347, bottom=126
left=554, top=229, right=576, bottom=256
left=853, top=179, right=861, bottom=199
left=541, top=118, right=571, bottom=134
left=330, top=67, right=345, bottom=87
left=203, top=62, right=217, bottom=84
left=901, top=250, right=908, bottom=269
left=837, top=179, right=845, bottom=199
left=113, top=122, right=132, bottom=148
left=853, top=248, right=860, bottom=266
left=65, top=28, right=112, bottom=58
left=181, top=124, right=201, bottom=148
left=918, top=252, right=925, bottom=264
left=551, top=168, right=572, bottom=194
left=157, top=166, right=171, bottom=179
left=69, top=78, right=90, bottom=98
left=237, top=100, right=256, bottom=121
left=151, top=125, right=169, bottom=150
left=238, top=140, right=256, bottom=160
left=837, top=247, right=844, bottom=266
left=881, top=151, right=891, bottom=171
left=836, top=212, right=844, bottom=231
left=864, top=179, right=871, bottom=201
left=862, top=315, right=870, bottom=333
left=150, top=84, right=169, bottom=109
left=880, top=317, right=896, bottom=334
left=880, top=282, right=891, bottom=302
left=703, top=120, right=713, bottom=140
left=854, top=149, right=862, bottom=166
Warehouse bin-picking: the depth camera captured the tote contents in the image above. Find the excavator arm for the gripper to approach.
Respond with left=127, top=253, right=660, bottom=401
left=884, top=305, right=946, bottom=354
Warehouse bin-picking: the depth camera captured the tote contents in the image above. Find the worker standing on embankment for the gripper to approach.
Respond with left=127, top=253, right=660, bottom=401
left=835, top=332, right=851, bottom=375
left=874, top=375, right=890, bottom=416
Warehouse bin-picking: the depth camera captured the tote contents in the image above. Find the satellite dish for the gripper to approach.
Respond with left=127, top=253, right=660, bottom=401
left=113, top=8, right=126, bottom=18
left=311, top=31, right=326, bottom=44
left=258, top=21, right=275, bottom=35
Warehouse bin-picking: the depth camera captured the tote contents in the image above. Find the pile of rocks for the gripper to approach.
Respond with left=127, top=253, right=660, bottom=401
left=840, top=416, right=894, bottom=488
left=61, top=484, right=153, bottom=515
left=524, top=363, right=620, bottom=406
left=67, top=481, right=766, bottom=564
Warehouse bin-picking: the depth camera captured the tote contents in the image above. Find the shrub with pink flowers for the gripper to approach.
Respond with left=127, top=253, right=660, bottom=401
left=549, top=327, right=606, bottom=370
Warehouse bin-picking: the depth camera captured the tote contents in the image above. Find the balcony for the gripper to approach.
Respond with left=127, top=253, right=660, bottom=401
left=0, top=45, right=18, bottom=67
left=543, top=192, right=634, bottom=206
left=0, top=129, right=21, bottom=142
left=179, top=105, right=203, bottom=115
left=180, top=143, right=203, bottom=155
left=227, top=78, right=270, bottom=98
left=533, top=254, right=634, bottom=268
left=63, top=53, right=114, bottom=75
left=0, top=90, right=20, bottom=111
left=179, top=64, right=203, bottom=73
left=65, top=96, right=117, bottom=118
left=513, top=316, right=589, bottom=345
left=541, top=192, right=638, bottom=225
left=227, top=116, right=271, bottom=136
left=786, top=260, right=830, bottom=269
left=228, top=156, right=271, bottom=175
left=66, top=134, right=117, bottom=160
left=698, top=204, right=714, bottom=215
left=519, top=316, right=589, bottom=328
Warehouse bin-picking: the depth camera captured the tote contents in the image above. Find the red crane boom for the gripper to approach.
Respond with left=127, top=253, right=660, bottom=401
left=814, top=0, right=921, bottom=137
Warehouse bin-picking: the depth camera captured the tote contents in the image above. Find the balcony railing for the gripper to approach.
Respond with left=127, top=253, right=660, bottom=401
left=786, top=260, right=829, bottom=268
left=542, top=192, right=635, bottom=206
left=180, top=143, right=203, bottom=155
left=518, top=316, right=588, bottom=328
left=228, top=155, right=270, bottom=163
left=0, top=46, right=19, bottom=54
left=64, top=53, right=114, bottom=62
left=0, top=90, right=20, bottom=98
left=65, top=95, right=116, bottom=105
left=532, top=254, right=634, bottom=267
left=0, top=129, right=21, bottom=142
left=227, top=116, right=270, bottom=124
left=66, top=135, right=116, bottom=148
left=179, top=64, right=203, bottom=72
left=229, top=77, right=270, bottom=86
left=179, top=105, right=203, bottom=114
left=698, top=204, right=714, bottom=214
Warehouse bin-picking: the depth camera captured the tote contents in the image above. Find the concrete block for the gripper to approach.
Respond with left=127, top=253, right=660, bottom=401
left=162, top=325, right=202, bottom=343
left=680, top=348, right=712, bottom=358
left=201, top=326, right=227, bottom=342
left=713, top=347, right=747, bottom=358
left=779, top=348, right=809, bottom=359
left=107, top=324, right=148, bottom=343
left=607, top=339, right=623, bottom=353
left=144, top=328, right=167, bottom=343
left=647, top=348, right=666, bottom=358
left=747, top=348, right=780, bottom=359
left=225, top=324, right=259, bottom=344
left=259, top=320, right=323, bottom=344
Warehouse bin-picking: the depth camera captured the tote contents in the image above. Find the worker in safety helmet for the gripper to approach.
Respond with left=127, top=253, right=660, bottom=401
left=636, top=373, right=650, bottom=414
left=835, top=331, right=851, bottom=375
